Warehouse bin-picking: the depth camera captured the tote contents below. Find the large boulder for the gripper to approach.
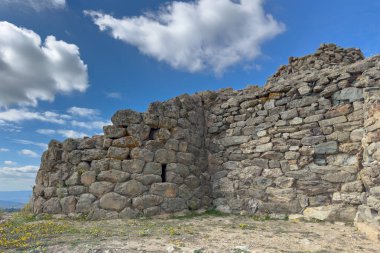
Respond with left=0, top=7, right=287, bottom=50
left=99, top=192, right=128, bottom=211
left=111, top=110, right=142, bottom=126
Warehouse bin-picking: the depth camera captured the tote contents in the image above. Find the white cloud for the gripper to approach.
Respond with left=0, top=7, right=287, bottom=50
left=85, top=0, right=285, bottom=74
left=0, top=109, right=68, bottom=124
left=36, top=128, right=89, bottom=138
left=71, top=120, right=110, bottom=130
left=36, top=129, right=56, bottom=135
left=0, top=165, right=39, bottom=178
left=0, top=148, right=9, bottom=152
left=67, top=107, right=100, bottom=118
left=0, top=120, right=22, bottom=132
left=15, top=140, right=48, bottom=150
left=4, top=161, right=16, bottom=165
left=0, top=0, right=66, bottom=11
left=0, top=21, right=88, bottom=107
left=106, top=92, right=122, bottom=99
left=19, top=149, right=39, bottom=158
left=57, top=130, right=89, bottom=138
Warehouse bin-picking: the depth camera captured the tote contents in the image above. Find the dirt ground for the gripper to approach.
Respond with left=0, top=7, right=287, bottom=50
left=2, top=213, right=374, bottom=253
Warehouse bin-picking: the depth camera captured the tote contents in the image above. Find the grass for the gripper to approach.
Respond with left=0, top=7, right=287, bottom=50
left=0, top=209, right=3, bottom=220
left=0, top=212, right=73, bottom=250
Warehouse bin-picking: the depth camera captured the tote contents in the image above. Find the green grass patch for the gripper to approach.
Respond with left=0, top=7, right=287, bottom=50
left=0, top=211, right=81, bottom=251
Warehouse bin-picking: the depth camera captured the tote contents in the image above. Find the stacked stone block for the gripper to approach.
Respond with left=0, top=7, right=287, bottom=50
left=355, top=87, right=380, bottom=240
left=31, top=94, right=211, bottom=219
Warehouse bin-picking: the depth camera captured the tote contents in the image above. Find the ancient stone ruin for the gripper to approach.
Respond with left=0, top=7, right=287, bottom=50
left=31, top=44, right=380, bottom=239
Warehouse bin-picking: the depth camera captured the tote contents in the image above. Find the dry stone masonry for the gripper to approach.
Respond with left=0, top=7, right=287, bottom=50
left=31, top=44, right=380, bottom=239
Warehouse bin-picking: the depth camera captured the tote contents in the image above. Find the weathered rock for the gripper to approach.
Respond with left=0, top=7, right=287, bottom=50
left=325, top=104, right=353, bottom=119
left=89, top=182, right=114, bottom=198
left=82, top=149, right=107, bottom=161
left=280, top=108, right=298, bottom=120
left=303, top=206, right=334, bottom=221
left=155, top=149, right=170, bottom=164
left=107, top=147, right=130, bottom=160
left=119, top=207, right=140, bottom=219
left=130, top=148, right=154, bottom=162
left=68, top=186, right=87, bottom=196
left=122, top=159, right=145, bottom=174
left=43, top=198, right=61, bottom=214
left=315, top=141, right=338, bottom=154
left=255, top=143, right=273, bottom=153
left=132, top=194, right=164, bottom=210
left=150, top=183, right=178, bottom=198
left=115, top=180, right=147, bottom=197
left=97, top=170, right=130, bottom=183
left=135, top=174, right=162, bottom=185
left=111, top=109, right=142, bottom=126
left=60, top=196, right=77, bottom=214
left=176, top=152, right=194, bottom=165
left=99, top=192, right=127, bottom=211
left=341, top=181, right=364, bottom=193
left=91, top=159, right=110, bottom=171
left=161, top=198, right=187, bottom=212
left=350, top=128, right=364, bottom=142
left=81, top=171, right=96, bottom=186
left=220, top=136, right=251, bottom=147
left=154, top=128, right=171, bottom=142
left=65, top=172, right=80, bottom=186
left=103, top=125, right=127, bottom=139
left=76, top=194, right=96, bottom=213
left=112, top=136, right=141, bottom=149
left=334, top=87, right=363, bottom=102
left=127, top=124, right=150, bottom=140
left=319, top=116, right=347, bottom=127
left=143, top=162, right=162, bottom=175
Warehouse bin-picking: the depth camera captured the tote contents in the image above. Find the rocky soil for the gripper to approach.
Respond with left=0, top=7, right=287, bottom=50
left=1, top=213, right=377, bottom=253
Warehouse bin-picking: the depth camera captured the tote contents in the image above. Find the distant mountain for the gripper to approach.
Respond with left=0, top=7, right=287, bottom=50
left=0, top=200, right=24, bottom=209
left=0, top=191, right=32, bottom=209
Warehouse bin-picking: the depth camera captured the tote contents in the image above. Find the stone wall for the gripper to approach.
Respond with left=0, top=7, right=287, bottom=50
left=205, top=52, right=380, bottom=219
left=355, top=87, right=380, bottom=240
left=30, top=44, right=380, bottom=234
left=32, top=94, right=211, bottom=219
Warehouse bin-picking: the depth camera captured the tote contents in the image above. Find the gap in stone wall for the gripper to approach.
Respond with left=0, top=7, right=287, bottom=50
left=161, top=164, right=167, bottom=182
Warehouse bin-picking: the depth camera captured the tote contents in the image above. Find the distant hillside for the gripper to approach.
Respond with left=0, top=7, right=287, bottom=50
left=0, top=191, right=31, bottom=209
left=0, top=200, right=24, bottom=209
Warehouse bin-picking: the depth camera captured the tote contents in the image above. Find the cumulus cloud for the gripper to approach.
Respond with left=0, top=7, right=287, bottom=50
left=0, top=165, right=39, bottom=178
left=0, top=109, right=69, bottom=124
left=19, top=149, right=39, bottom=158
left=67, top=107, right=100, bottom=118
left=0, top=21, right=88, bottom=107
left=0, top=0, right=65, bottom=11
left=15, top=140, right=48, bottom=150
left=36, top=128, right=89, bottom=138
left=106, top=92, right=122, bottom=99
left=36, top=129, right=56, bottom=135
left=4, top=161, right=16, bottom=165
left=71, top=120, right=110, bottom=130
left=85, top=0, right=285, bottom=74
left=57, top=130, right=89, bottom=138
left=0, top=148, right=9, bottom=152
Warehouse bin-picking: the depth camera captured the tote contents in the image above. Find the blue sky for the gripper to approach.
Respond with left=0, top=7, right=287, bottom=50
left=0, top=0, right=379, bottom=191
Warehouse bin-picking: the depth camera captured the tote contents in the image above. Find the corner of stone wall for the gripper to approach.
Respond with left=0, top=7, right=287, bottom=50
left=356, top=87, right=380, bottom=241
